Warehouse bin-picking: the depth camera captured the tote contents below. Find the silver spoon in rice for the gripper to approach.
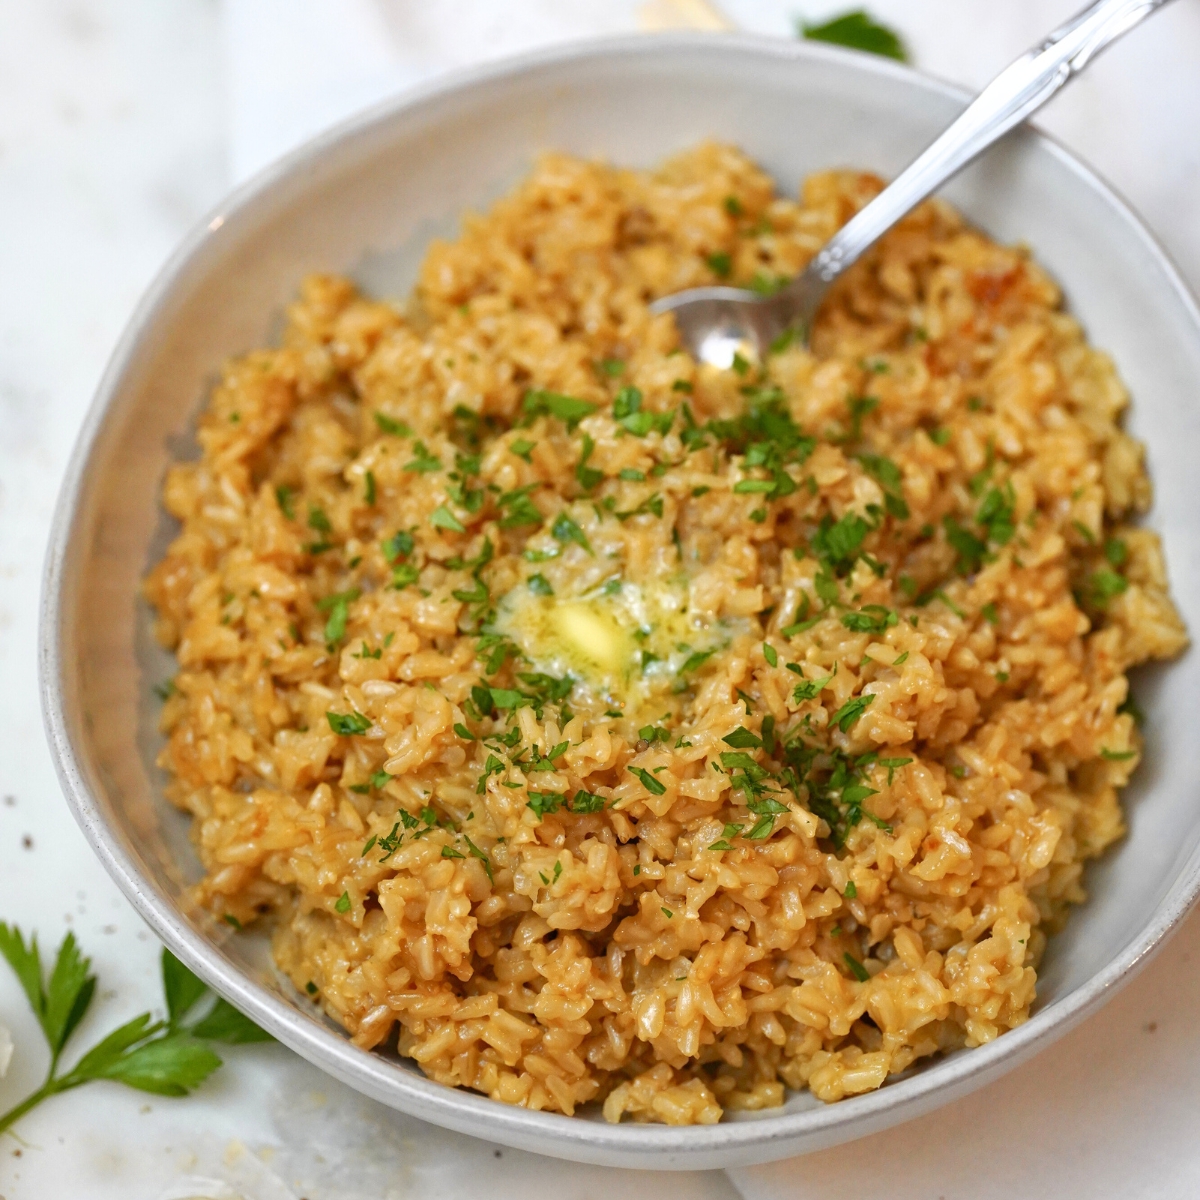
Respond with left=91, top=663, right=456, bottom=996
left=652, top=0, right=1176, bottom=367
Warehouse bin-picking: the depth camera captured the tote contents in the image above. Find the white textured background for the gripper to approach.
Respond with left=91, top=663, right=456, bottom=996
left=1, top=2, right=1199, bottom=1197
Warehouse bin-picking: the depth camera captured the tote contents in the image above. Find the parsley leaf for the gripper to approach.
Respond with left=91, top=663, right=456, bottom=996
left=628, top=766, right=667, bottom=796
left=800, top=10, right=906, bottom=61
left=843, top=951, right=871, bottom=982
left=497, top=484, right=543, bottom=529
left=811, top=513, right=870, bottom=575
left=944, top=516, right=987, bottom=575
left=404, top=441, right=442, bottom=474
left=723, top=727, right=763, bottom=749
left=326, top=710, right=372, bottom=736
left=374, top=411, right=412, bottom=437
left=317, top=588, right=360, bottom=647
left=613, top=386, right=673, bottom=437
left=551, top=512, right=592, bottom=553
left=522, top=389, right=597, bottom=430
left=830, top=693, right=875, bottom=732
left=430, top=505, right=466, bottom=533
left=0, top=933, right=269, bottom=1136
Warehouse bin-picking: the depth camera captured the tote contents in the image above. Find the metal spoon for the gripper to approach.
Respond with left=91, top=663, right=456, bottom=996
left=652, top=0, right=1176, bottom=367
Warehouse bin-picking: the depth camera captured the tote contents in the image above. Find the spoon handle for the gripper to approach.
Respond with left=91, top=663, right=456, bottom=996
left=801, top=0, right=1176, bottom=287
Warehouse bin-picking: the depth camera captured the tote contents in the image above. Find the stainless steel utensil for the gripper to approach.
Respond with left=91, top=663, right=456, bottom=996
left=653, top=0, right=1176, bottom=366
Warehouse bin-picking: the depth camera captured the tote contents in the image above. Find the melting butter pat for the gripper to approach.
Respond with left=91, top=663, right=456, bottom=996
left=551, top=603, right=631, bottom=675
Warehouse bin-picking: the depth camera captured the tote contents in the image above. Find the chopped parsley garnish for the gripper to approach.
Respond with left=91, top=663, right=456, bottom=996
left=383, top=529, right=415, bottom=562
left=429, top=505, right=466, bottom=533
left=476, top=754, right=505, bottom=794
left=944, top=516, right=987, bottom=575
left=390, top=563, right=420, bottom=590
left=706, top=251, right=732, bottom=278
left=1088, top=568, right=1128, bottom=606
left=274, top=485, right=295, bottom=520
left=616, top=492, right=664, bottom=521
left=509, top=437, right=536, bottom=462
left=811, top=513, right=870, bottom=575
left=843, top=952, right=870, bottom=982
left=570, top=790, right=606, bottom=814
left=844, top=881, right=857, bottom=898
left=976, top=482, right=1016, bottom=546
left=857, top=453, right=909, bottom=519
left=877, top=757, right=912, bottom=785
left=527, top=573, right=553, bottom=596
left=317, top=588, right=360, bottom=647
left=830, top=694, right=874, bottom=733
left=842, top=395, right=878, bottom=443
left=463, top=835, right=493, bottom=882
left=680, top=648, right=716, bottom=674
left=522, top=389, right=597, bottom=430
left=723, top=727, right=763, bottom=749
left=307, top=505, right=332, bottom=534
left=575, top=433, right=604, bottom=490
left=1105, top=537, right=1129, bottom=567
left=527, top=791, right=565, bottom=819
left=763, top=643, right=778, bottom=668
left=335, top=891, right=351, bottom=914
left=791, top=671, right=832, bottom=703
left=613, top=386, right=673, bottom=437
left=404, top=442, right=441, bottom=473
left=326, top=710, right=371, bottom=736
left=1101, top=747, right=1137, bottom=761
left=841, top=605, right=897, bottom=634
left=628, top=766, right=667, bottom=796
left=551, top=512, right=592, bottom=553
left=374, top=411, right=412, bottom=437
left=497, top=484, right=543, bottom=528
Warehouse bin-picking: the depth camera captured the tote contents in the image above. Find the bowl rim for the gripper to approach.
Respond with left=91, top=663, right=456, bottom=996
left=38, top=29, right=1200, bottom=1166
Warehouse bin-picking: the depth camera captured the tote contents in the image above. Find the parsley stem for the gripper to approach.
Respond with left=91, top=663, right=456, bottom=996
left=0, top=1076, right=69, bottom=1137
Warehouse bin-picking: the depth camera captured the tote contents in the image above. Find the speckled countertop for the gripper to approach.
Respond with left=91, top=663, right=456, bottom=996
left=1, top=3, right=1199, bottom=1197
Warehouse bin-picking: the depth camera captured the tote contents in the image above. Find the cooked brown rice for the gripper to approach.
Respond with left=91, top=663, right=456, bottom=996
left=146, top=143, right=1187, bottom=1123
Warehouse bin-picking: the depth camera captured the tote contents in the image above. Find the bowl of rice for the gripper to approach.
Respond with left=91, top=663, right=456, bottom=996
left=41, top=32, right=1200, bottom=1168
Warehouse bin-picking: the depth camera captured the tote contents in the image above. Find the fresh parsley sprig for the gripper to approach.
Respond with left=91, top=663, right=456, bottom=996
left=0, top=925, right=270, bottom=1137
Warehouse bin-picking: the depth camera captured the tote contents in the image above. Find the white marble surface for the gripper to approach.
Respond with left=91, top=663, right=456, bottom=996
left=1, top=2, right=1199, bottom=1197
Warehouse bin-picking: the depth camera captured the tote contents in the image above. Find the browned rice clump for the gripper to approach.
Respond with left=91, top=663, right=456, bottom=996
left=146, top=144, right=1187, bottom=1124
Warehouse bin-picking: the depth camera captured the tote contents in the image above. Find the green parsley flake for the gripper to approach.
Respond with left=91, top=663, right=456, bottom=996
left=830, top=694, right=875, bottom=733
left=374, top=411, right=412, bottom=437
left=628, top=766, right=667, bottom=796
left=326, top=710, right=371, bottom=736
left=551, top=512, right=592, bottom=553
left=430, top=505, right=466, bottom=533
left=522, top=389, right=597, bottom=430
left=843, top=952, right=870, bottom=982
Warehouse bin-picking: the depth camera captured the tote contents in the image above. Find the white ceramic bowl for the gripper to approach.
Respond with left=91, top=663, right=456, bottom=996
left=40, top=33, right=1200, bottom=1170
